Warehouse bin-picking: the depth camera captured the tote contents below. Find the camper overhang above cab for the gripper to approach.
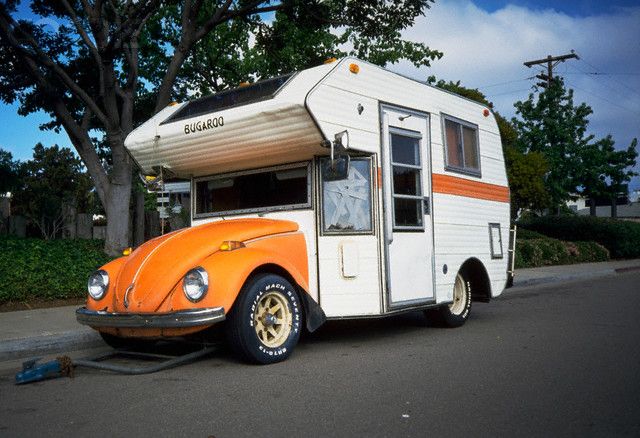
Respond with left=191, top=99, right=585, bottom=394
left=125, top=59, right=364, bottom=178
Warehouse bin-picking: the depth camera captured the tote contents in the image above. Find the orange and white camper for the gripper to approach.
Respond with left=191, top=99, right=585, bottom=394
left=77, top=58, right=513, bottom=364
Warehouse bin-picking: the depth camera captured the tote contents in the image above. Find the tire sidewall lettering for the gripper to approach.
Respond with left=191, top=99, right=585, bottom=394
left=246, top=280, right=301, bottom=358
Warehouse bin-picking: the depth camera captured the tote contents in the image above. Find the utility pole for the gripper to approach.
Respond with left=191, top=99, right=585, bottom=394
left=524, top=50, right=579, bottom=88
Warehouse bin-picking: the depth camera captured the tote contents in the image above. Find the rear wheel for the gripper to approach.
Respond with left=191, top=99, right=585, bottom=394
left=426, top=272, right=472, bottom=327
left=226, top=273, right=302, bottom=364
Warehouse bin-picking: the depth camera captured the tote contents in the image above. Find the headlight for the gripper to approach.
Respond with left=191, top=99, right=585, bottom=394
left=183, top=267, right=208, bottom=302
left=87, top=270, right=109, bottom=300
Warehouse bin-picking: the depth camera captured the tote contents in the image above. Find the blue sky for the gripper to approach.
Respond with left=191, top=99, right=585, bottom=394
left=1, top=0, right=639, bottom=189
left=476, top=0, right=640, bottom=15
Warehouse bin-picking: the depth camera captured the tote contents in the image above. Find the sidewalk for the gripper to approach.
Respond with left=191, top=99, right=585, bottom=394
left=512, top=258, right=640, bottom=288
left=1, top=258, right=640, bottom=362
left=0, top=305, right=101, bottom=362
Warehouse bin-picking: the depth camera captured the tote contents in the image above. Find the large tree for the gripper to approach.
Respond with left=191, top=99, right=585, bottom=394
left=0, top=0, right=441, bottom=255
left=512, top=78, right=637, bottom=214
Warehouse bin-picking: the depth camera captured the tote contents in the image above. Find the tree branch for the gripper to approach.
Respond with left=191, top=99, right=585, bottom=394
left=154, top=1, right=284, bottom=112
left=0, top=9, right=111, bottom=127
left=60, top=0, right=100, bottom=63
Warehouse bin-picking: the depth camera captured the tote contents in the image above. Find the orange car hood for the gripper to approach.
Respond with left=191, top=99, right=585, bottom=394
left=112, top=218, right=298, bottom=312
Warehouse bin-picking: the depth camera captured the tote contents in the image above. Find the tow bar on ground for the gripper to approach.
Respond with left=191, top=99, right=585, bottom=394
left=15, top=344, right=218, bottom=384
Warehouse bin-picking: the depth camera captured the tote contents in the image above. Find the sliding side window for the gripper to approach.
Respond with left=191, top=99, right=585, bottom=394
left=443, top=115, right=481, bottom=176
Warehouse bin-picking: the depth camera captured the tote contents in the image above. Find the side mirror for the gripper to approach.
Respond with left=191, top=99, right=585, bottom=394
left=321, top=130, right=351, bottom=181
left=322, top=154, right=350, bottom=181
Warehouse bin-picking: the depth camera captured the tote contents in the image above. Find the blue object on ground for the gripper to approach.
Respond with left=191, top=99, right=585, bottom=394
left=15, top=358, right=65, bottom=384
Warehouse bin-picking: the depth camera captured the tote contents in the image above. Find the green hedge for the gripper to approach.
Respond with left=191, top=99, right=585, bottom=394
left=515, top=237, right=609, bottom=269
left=516, top=228, right=547, bottom=240
left=519, top=216, right=640, bottom=259
left=0, top=237, right=111, bottom=303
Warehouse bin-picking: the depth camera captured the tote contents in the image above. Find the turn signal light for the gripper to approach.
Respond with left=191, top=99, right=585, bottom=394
left=122, top=247, right=132, bottom=256
left=219, top=241, right=246, bottom=252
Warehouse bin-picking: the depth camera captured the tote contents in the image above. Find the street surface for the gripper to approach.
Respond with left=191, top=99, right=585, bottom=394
left=1, top=272, right=639, bottom=437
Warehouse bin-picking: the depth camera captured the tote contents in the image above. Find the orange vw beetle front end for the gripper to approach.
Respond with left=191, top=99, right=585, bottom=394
left=76, top=218, right=323, bottom=363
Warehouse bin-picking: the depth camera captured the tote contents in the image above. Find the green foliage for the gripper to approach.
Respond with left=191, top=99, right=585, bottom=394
left=11, top=143, right=93, bottom=239
left=505, top=147, right=550, bottom=217
left=514, top=237, right=609, bottom=269
left=0, top=237, right=112, bottom=303
left=177, top=0, right=443, bottom=97
left=0, top=148, right=20, bottom=195
left=512, top=79, right=638, bottom=211
left=516, top=228, right=546, bottom=240
left=519, top=215, right=640, bottom=259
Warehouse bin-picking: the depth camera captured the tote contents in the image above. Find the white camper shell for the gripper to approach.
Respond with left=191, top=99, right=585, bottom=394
left=125, top=57, right=512, bottom=321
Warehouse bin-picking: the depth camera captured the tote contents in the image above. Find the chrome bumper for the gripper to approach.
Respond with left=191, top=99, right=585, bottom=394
left=76, top=307, right=225, bottom=329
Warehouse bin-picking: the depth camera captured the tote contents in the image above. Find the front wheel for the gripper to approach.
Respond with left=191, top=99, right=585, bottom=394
left=426, top=272, right=472, bottom=327
left=226, top=274, right=302, bottom=364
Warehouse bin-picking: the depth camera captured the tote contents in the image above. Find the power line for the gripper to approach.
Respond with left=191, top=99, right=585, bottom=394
left=486, top=87, right=534, bottom=98
left=565, top=79, right=640, bottom=116
left=565, top=63, right=640, bottom=101
left=476, top=77, right=534, bottom=90
left=578, top=57, right=640, bottom=98
left=563, top=72, right=640, bottom=76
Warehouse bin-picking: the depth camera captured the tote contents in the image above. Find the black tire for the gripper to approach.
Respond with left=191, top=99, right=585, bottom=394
left=426, top=272, right=472, bottom=328
left=99, top=332, right=155, bottom=350
left=226, top=273, right=302, bottom=364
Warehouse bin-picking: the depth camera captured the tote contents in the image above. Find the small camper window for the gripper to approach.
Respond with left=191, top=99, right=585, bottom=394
left=194, top=163, right=310, bottom=217
left=443, top=115, right=481, bottom=176
left=321, top=158, right=373, bottom=234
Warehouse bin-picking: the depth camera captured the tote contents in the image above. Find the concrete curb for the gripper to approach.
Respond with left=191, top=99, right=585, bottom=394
left=0, top=330, right=102, bottom=362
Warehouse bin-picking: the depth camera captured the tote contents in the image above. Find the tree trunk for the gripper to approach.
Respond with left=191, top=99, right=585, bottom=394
left=104, top=182, right=132, bottom=255
left=589, top=198, right=597, bottom=216
left=611, top=198, right=618, bottom=218
left=133, top=190, right=145, bottom=247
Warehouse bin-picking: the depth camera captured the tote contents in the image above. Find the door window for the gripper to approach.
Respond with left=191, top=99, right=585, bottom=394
left=390, top=131, right=423, bottom=229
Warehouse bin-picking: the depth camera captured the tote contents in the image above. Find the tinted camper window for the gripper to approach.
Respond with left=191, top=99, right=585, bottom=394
left=443, top=115, right=480, bottom=176
left=195, top=164, right=310, bottom=217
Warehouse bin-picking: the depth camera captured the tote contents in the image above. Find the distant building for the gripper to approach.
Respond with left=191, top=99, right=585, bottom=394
left=566, top=190, right=640, bottom=222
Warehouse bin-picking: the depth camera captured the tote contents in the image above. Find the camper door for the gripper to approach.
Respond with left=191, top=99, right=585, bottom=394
left=381, top=105, right=435, bottom=307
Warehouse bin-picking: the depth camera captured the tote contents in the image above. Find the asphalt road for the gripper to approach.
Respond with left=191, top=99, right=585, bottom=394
left=1, top=272, right=640, bottom=438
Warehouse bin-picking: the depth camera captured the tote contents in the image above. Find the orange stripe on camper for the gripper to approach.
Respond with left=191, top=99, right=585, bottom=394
left=432, top=174, right=510, bottom=203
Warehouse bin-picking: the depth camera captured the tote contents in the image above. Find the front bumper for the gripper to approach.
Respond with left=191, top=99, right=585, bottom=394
left=76, top=307, right=225, bottom=329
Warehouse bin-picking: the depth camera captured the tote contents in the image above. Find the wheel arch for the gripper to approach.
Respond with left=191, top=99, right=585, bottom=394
left=459, top=257, right=492, bottom=303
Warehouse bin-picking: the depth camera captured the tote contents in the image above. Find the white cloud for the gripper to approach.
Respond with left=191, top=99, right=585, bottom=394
left=388, top=1, right=640, bottom=188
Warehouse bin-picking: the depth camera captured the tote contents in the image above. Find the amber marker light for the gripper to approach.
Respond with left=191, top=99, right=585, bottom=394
left=122, top=247, right=132, bottom=256
left=324, top=57, right=337, bottom=64
left=239, top=81, right=250, bottom=87
left=219, top=241, right=246, bottom=251
left=349, top=63, right=360, bottom=74
left=168, top=101, right=178, bottom=106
